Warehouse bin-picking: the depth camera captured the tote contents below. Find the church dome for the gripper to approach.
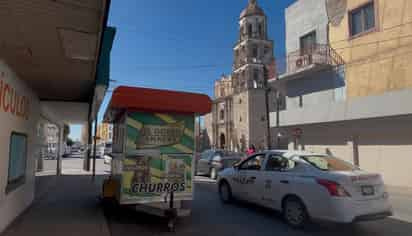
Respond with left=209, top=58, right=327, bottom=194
left=240, top=0, right=265, bottom=19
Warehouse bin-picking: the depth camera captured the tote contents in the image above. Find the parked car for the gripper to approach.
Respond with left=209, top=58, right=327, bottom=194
left=104, top=142, right=112, bottom=155
left=217, top=150, right=393, bottom=228
left=196, top=150, right=244, bottom=179
left=91, top=144, right=105, bottom=158
left=103, top=154, right=112, bottom=165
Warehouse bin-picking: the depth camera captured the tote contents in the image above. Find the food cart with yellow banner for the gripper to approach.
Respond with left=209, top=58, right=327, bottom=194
left=102, top=86, right=211, bottom=231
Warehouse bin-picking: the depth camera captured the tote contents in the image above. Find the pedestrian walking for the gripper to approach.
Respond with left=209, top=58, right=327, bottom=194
left=246, top=144, right=256, bottom=156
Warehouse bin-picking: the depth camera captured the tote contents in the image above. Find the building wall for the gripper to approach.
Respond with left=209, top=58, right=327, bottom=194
left=284, top=69, right=344, bottom=109
left=97, top=122, right=113, bottom=144
left=248, top=89, right=269, bottom=151
left=0, top=60, right=40, bottom=233
left=329, top=0, right=412, bottom=98
left=232, top=92, right=249, bottom=151
left=281, top=0, right=346, bottom=110
left=203, top=113, right=213, bottom=149
left=214, top=75, right=232, bottom=99
left=285, top=115, right=412, bottom=188
left=285, top=0, right=329, bottom=54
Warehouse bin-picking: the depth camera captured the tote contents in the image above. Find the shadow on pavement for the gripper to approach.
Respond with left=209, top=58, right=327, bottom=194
left=102, top=202, right=173, bottom=234
left=234, top=198, right=412, bottom=236
left=2, top=175, right=110, bottom=236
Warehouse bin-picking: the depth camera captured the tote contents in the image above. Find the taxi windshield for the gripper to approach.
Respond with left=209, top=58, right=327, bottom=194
left=300, top=155, right=358, bottom=171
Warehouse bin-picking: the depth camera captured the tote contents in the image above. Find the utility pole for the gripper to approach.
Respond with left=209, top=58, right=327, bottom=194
left=276, top=89, right=281, bottom=148
left=92, top=119, right=98, bottom=180
left=263, top=65, right=272, bottom=150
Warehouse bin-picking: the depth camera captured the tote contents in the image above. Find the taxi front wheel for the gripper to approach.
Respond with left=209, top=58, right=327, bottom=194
left=219, top=181, right=233, bottom=203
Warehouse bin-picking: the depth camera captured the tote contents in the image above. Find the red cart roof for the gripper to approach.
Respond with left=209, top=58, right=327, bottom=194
left=104, top=86, right=212, bottom=122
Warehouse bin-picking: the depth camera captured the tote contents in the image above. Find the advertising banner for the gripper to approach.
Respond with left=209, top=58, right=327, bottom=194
left=120, top=112, right=194, bottom=204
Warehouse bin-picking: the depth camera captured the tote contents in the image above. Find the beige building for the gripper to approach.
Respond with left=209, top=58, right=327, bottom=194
left=205, top=0, right=276, bottom=152
left=96, top=122, right=113, bottom=144
left=270, top=0, right=412, bottom=188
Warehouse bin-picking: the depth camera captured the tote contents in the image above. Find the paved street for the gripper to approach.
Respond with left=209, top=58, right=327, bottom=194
left=104, top=177, right=412, bottom=236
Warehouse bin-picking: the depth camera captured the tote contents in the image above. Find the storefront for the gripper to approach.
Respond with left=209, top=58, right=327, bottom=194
left=0, top=60, right=40, bottom=232
left=0, top=0, right=115, bottom=232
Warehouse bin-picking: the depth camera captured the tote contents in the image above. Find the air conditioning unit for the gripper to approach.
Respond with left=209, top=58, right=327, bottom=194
left=295, top=54, right=313, bottom=68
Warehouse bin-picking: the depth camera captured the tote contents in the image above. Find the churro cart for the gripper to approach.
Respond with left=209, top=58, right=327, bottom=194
left=102, top=86, right=211, bottom=231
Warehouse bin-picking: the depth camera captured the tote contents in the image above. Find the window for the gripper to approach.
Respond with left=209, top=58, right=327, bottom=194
left=300, top=31, right=316, bottom=55
left=258, top=23, right=263, bottom=37
left=7, top=132, right=28, bottom=193
left=253, top=80, right=258, bottom=89
left=220, top=87, right=225, bottom=97
left=349, top=2, right=375, bottom=37
left=239, top=98, right=242, bottom=104
left=252, top=45, right=258, bottom=58
left=248, top=24, right=252, bottom=37
left=264, top=46, right=270, bottom=56
left=253, top=69, right=259, bottom=81
left=300, top=155, right=358, bottom=171
left=220, top=109, right=224, bottom=120
left=200, top=150, right=211, bottom=160
left=266, top=154, right=296, bottom=171
left=239, top=154, right=265, bottom=170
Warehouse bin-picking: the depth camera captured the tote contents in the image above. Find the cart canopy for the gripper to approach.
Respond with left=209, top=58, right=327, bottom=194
left=104, top=86, right=212, bottom=122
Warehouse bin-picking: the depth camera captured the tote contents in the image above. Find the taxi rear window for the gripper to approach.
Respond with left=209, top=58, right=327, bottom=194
left=300, top=155, right=357, bottom=171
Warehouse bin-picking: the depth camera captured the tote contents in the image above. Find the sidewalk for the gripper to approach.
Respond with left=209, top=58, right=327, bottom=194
left=2, top=174, right=110, bottom=236
left=387, top=186, right=412, bottom=223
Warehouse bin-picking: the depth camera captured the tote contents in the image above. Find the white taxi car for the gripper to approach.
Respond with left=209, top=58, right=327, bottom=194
left=217, top=150, right=392, bottom=228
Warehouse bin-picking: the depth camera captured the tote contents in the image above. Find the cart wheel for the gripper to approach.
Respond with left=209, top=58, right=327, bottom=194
left=167, top=218, right=176, bottom=232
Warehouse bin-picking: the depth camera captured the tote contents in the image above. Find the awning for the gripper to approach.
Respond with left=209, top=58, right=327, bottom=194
left=104, top=86, right=212, bottom=122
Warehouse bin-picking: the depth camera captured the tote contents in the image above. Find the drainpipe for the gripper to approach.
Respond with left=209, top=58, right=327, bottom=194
left=56, top=124, right=64, bottom=176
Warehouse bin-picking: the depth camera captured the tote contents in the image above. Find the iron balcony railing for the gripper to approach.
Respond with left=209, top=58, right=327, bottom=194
left=276, top=44, right=345, bottom=76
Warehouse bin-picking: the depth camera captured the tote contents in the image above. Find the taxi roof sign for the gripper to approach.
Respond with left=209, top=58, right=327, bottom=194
left=104, top=86, right=212, bottom=122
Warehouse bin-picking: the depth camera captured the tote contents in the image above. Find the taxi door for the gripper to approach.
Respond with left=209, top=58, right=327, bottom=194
left=260, top=154, right=295, bottom=211
left=231, top=153, right=265, bottom=203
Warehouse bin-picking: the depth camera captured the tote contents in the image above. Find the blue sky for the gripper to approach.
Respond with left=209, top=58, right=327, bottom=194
left=70, top=0, right=296, bottom=140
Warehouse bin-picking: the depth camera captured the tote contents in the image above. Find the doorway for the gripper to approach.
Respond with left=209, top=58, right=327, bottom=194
left=220, top=133, right=226, bottom=149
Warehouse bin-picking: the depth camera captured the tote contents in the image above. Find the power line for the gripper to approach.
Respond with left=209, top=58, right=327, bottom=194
left=132, top=64, right=230, bottom=71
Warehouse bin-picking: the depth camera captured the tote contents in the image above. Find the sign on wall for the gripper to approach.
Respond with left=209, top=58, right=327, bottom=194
left=326, top=0, right=347, bottom=26
left=0, top=71, right=30, bottom=120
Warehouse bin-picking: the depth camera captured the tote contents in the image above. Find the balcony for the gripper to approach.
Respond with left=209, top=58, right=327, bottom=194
left=277, top=44, right=344, bottom=80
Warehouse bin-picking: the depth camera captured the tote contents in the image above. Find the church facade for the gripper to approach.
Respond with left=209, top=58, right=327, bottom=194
left=204, top=0, right=276, bottom=152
